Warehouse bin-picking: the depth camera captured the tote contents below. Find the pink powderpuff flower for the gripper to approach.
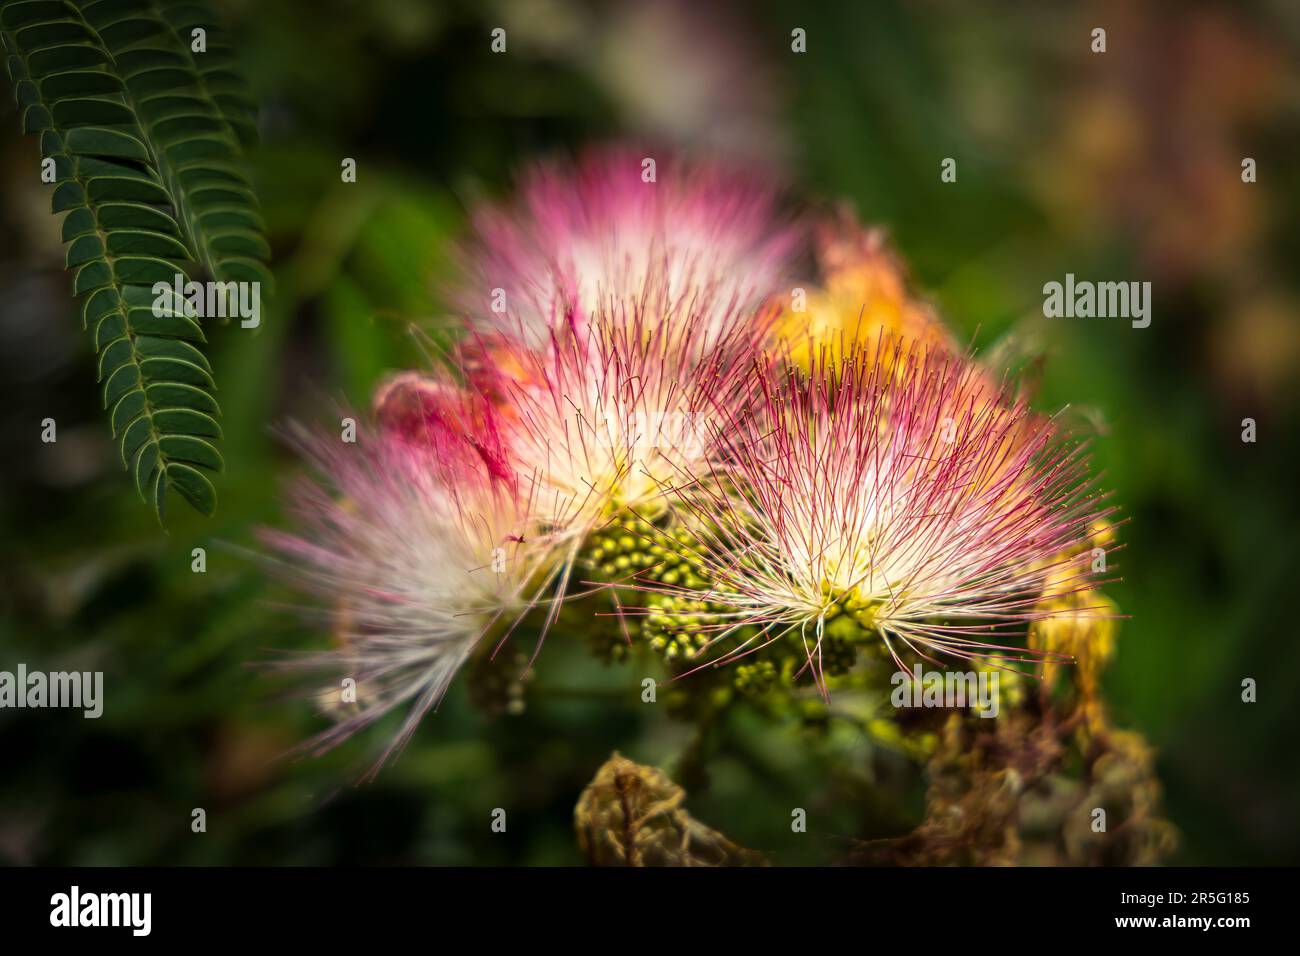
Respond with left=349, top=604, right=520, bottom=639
left=639, top=338, right=1115, bottom=695
left=257, top=379, right=561, bottom=775
left=463, top=288, right=774, bottom=561
left=455, top=146, right=798, bottom=355
left=259, top=275, right=771, bottom=772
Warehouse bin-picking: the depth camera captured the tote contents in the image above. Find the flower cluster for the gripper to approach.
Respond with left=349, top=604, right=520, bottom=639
left=262, top=147, right=1114, bottom=767
left=639, top=339, right=1110, bottom=694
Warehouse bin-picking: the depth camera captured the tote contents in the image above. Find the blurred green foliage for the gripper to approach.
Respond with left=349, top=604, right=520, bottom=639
left=1, top=0, right=1297, bottom=865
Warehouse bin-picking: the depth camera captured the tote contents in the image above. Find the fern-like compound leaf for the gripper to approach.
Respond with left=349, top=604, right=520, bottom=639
left=1, top=0, right=270, bottom=520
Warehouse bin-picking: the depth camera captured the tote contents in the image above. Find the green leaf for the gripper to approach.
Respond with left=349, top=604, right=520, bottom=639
left=157, top=434, right=221, bottom=471
left=1, top=0, right=268, bottom=523
left=39, top=67, right=124, bottom=99
left=63, top=125, right=150, bottom=160
left=165, top=461, right=217, bottom=516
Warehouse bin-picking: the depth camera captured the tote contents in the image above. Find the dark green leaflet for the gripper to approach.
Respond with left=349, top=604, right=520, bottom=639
left=1, top=0, right=269, bottom=520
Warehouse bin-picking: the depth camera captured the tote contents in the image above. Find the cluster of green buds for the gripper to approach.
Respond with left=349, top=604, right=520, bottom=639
left=579, top=513, right=1025, bottom=743
left=580, top=511, right=717, bottom=666
left=812, top=588, right=885, bottom=676
left=582, top=512, right=715, bottom=586
left=582, top=513, right=668, bottom=584
left=733, top=659, right=779, bottom=697
left=642, top=595, right=720, bottom=664
left=467, top=649, right=533, bottom=717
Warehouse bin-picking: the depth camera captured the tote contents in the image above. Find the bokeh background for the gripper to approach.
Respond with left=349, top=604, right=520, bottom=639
left=2, top=0, right=1298, bottom=865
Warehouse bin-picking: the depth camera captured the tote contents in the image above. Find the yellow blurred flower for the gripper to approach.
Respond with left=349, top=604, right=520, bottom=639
left=776, top=210, right=955, bottom=366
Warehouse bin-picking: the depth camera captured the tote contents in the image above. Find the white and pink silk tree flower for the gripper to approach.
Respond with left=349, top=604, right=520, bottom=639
left=641, top=339, right=1114, bottom=695
left=467, top=294, right=773, bottom=542
left=258, top=379, right=558, bottom=774
left=256, top=284, right=764, bottom=765
left=456, top=147, right=798, bottom=355
left=259, top=151, right=800, bottom=763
